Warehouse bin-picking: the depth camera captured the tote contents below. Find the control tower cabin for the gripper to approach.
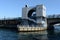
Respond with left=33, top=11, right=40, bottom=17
left=22, top=4, right=47, bottom=27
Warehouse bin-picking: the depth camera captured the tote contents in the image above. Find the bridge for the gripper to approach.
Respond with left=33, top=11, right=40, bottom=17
left=0, top=4, right=60, bottom=30
left=47, top=15, right=60, bottom=30
left=0, top=15, right=60, bottom=30
left=47, top=18, right=60, bottom=30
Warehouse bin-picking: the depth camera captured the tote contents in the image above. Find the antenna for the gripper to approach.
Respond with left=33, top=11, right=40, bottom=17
left=25, top=5, right=27, bottom=7
left=25, top=0, right=31, bottom=6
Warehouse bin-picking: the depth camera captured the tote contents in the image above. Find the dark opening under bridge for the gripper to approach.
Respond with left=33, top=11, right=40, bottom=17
left=47, top=18, right=60, bottom=30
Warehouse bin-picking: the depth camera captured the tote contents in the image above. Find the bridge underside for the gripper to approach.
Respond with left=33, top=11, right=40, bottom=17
left=47, top=18, right=60, bottom=30
left=0, top=18, right=37, bottom=27
left=0, top=17, right=60, bottom=30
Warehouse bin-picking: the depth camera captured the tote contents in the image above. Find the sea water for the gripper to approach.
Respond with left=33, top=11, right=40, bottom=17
left=0, top=26, right=60, bottom=40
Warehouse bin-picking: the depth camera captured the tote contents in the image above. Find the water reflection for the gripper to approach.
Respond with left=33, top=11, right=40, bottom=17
left=18, top=31, right=48, bottom=40
left=47, top=26, right=60, bottom=40
left=47, top=30, right=60, bottom=40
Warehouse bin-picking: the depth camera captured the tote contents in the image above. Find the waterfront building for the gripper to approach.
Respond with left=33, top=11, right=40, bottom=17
left=22, top=4, right=47, bottom=27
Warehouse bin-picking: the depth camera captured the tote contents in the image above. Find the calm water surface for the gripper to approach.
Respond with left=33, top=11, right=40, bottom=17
left=0, top=26, right=60, bottom=40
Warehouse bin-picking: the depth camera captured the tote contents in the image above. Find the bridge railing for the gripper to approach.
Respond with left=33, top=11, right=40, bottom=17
left=47, top=14, right=60, bottom=18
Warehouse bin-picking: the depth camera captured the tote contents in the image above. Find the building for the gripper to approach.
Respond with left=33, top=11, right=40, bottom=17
left=22, top=4, right=47, bottom=27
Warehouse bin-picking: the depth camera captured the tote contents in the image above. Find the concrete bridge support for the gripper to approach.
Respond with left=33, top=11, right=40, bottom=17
left=22, top=5, right=47, bottom=27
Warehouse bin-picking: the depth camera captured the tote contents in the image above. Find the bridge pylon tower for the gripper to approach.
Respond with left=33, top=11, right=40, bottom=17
left=22, top=4, right=47, bottom=27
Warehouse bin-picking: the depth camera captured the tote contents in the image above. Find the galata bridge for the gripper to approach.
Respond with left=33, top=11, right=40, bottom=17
left=0, top=15, right=60, bottom=30
left=0, top=5, right=60, bottom=30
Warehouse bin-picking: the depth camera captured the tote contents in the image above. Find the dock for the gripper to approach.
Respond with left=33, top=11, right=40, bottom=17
left=17, top=26, right=47, bottom=32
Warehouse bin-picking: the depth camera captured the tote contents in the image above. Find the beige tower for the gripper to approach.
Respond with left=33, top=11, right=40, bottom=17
left=36, top=5, right=47, bottom=27
left=22, top=5, right=32, bottom=19
left=22, top=5, right=28, bottom=19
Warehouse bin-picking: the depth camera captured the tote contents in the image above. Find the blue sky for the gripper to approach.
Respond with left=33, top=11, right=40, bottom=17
left=0, top=0, right=60, bottom=18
